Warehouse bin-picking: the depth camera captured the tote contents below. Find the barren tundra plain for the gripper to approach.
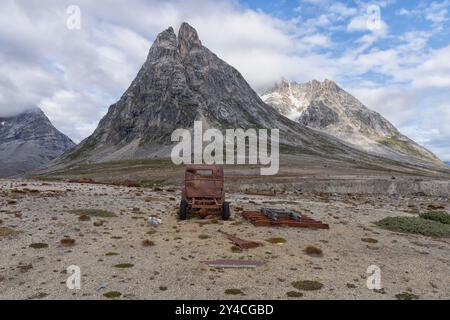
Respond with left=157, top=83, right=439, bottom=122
left=1, top=161, right=450, bottom=300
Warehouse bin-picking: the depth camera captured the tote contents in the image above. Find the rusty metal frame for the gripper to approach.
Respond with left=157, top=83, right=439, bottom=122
left=182, top=164, right=225, bottom=212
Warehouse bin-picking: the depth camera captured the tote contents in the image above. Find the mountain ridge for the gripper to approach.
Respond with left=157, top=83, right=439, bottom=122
left=261, top=79, right=441, bottom=164
left=0, top=108, right=75, bottom=177
left=45, top=23, right=447, bottom=175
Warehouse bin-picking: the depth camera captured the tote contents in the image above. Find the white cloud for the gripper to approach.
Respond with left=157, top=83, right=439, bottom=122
left=0, top=0, right=449, bottom=160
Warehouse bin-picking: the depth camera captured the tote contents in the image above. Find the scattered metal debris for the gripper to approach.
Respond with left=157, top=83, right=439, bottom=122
left=245, top=191, right=276, bottom=197
left=219, top=231, right=263, bottom=249
left=241, top=209, right=329, bottom=229
left=204, top=259, right=264, bottom=268
left=261, top=207, right=302, bottom=221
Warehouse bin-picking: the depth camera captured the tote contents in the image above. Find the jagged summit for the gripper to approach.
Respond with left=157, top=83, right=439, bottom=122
left=178, top=22, right=202, bottom=57
left=262, top=79, right=441, bottom=163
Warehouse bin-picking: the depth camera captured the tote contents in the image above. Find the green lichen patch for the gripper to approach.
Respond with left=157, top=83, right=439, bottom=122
left=29, top=243, right=48, bottom=249
left=304, top=246, right=323, bottom=257
left=103, top=291, right=122, bottom=299
left=114, top=263, right=134, bottom=269
left=225, top=288, right=244, bottom=295
left=286, top=291, right=303, bottom=298
left=292, top=280, right=323, bottom=291
left=395, top=292, right=419, bottom=300
left=70, top=209, right=116, bottom=218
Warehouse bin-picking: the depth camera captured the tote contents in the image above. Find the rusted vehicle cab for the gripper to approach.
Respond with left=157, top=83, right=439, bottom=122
left=179, top=164, right=230, bottom=220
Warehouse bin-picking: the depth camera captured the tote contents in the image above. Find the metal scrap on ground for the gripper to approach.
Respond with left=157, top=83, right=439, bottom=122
left=241, top=208, right=329, bottom=229
left=204, top=259, right=264, bottom=268
left=219, top=230, right=263, bottom=249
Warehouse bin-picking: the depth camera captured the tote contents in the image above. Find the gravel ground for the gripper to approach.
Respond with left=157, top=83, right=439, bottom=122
left=0, top=179, right=449, bottom=300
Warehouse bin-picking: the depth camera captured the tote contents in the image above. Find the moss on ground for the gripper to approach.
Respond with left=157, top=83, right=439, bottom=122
left=103, top=291, right=122, bottom=299
left=0, top=227, right=22, bottom=237
left=375, top=216, right=450, bottom=238
left=292, top=280, right=323, bottom=291
left=29, top=243, right=49, bottom=249
left=419, top=211, right=450, bottom=225
left=70, top=209, right=116, bottom=218
left=114, top=263, right=134, bottom=269
left=224, top=288, right=244, bottom=295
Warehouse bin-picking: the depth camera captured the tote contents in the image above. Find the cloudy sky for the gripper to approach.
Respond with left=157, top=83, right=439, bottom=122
left=1, top=0, right=450, bottom=161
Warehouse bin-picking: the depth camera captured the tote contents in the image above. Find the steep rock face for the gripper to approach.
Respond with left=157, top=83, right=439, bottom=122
left=262, top=79, right=441, bottom=163
left=58, top=23, right=369, bottom=165
left=0, top=108, right=75, bottom=177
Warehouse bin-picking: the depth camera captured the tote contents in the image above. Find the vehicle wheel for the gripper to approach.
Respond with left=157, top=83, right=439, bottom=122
left=179, top=200, right=188, bottom=220
left=222, top=202, right=231, bottom=221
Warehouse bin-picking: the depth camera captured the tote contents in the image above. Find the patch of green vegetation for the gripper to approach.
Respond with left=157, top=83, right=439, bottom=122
left=231, top=246, right=243, bottom=253
left=198, top=234, right=210, bottom=239
left=70, top=209, right=116, bottom=218
left=361, top=238, right=378, bottom=244
left=380, top=136, right=432, bottom=160
left=224, top=288, right=244, bottom=295
left=114, top=263, right=134, bottom=269
left=286, top=291, right=303, bottom=298
left=304, top=246, right=323, bottom=257
left=292, top=280, right=323, bottom=291
left=265, top=237, right=287, bottom=244
left=420, top=211, right=450, bottom=225
left=29, top=243, right=48, bottom=249
left=103, top=291, right=122, bottom=299
left=105, top=252, right=119, bottom=256
left=395, top=292, right=419, bottom=300
left=0, top=227, right=22, bottom=237
left=375, top=216, right=450, bottom=238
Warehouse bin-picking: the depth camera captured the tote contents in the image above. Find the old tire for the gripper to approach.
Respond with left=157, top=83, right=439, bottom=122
left=222, top=202, right=231, bottom=221
left=179, top=200, right=188, bottom=220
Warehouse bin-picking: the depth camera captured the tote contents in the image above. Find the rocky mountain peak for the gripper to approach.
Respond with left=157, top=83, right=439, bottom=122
left=0, top=108, right=75, bottom=177
left=262, top=79, right=441, bottom=164
left=178, top=22, right=202, bottom=57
